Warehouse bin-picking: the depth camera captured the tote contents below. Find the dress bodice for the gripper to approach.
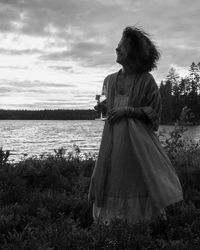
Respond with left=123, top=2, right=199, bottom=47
left=113, top=71, right=132, bottom=108
left=113, top=94, right=129, bottom=108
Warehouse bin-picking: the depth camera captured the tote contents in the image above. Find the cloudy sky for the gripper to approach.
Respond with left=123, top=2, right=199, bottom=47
left=0, top=0, right=199, bottom=110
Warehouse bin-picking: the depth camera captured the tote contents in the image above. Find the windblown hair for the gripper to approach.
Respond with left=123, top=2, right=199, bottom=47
left=122, top=26, right=160, bottom=73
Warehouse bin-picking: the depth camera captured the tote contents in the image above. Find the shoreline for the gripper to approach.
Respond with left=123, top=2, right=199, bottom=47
left=0, top=118, right=200, bottom=126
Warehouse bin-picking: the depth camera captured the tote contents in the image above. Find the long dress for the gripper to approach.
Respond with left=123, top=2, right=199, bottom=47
left=88, top=71, right=183, bottom=224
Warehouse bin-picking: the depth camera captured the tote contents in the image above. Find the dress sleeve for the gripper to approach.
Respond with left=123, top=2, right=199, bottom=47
left=101, top=76, right=109, bottom=98
left=139, top=76, right=162, bottom=131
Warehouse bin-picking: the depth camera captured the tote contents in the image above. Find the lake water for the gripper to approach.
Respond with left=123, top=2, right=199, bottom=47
left=1, top=120, right=200, bottom=162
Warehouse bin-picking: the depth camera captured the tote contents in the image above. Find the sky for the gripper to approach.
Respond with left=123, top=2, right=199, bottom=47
left=0, top=0, right=199, bottom=110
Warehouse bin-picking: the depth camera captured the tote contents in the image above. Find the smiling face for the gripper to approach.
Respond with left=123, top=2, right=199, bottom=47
left=115, top=37, right=131, bottom=65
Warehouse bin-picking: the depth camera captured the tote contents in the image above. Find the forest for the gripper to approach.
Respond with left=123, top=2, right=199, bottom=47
left=0, top=62, right=200, bottom=124
left=0, top=109, right=98, bottom=120
left=160, top=62, right=200, bottom=124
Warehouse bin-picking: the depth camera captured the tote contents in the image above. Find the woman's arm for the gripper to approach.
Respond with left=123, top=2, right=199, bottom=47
left=126, top=107, right=149, bottom=122
left=126, top=76, right=162, bottom=131
left=108, top=106, right=149, bottom=123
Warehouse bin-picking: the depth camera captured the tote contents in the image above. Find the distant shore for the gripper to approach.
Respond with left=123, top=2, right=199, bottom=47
left=0, top=109, right=199, bottom=125
left=0, top=109, right=98, bottom=120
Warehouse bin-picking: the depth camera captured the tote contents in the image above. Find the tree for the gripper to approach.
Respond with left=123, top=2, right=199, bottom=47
left=166, top=68, right=180, bottom=96
left=179, top=78, right=188, bottom=96
left=189, top=62, right=200, bottom=94
left=159, top=80, right=173, bottom=123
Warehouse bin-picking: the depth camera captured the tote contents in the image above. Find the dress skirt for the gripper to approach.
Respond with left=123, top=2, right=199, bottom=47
left=91, top=93, right=182, bottom=224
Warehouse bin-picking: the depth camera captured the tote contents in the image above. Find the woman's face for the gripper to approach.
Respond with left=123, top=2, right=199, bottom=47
left=116, top=37, right=131, bottom=65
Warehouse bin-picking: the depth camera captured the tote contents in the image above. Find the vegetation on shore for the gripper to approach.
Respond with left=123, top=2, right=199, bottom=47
left=159, top=62, right=200, bottom=124
left=1, top=120, right=200, bottom=249
left=0, top=109, right=98, bottom=120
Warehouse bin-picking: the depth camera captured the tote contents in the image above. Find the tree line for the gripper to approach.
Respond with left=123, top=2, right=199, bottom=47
left=0, top=109, right=98, bottom=120
left=160, top=62, right=200, bottom=124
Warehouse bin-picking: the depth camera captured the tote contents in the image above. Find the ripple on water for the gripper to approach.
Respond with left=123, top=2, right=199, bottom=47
left=1, top=120, right=200, bottom=162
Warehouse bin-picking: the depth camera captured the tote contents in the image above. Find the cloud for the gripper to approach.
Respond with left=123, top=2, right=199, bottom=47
left=41, top=40, right=113, bottom=67
left=0, top=78, right=97, bottom=110
left=48, top=66, right=74, bottom=72
left=0, top=66, right=27, bottom=69
left=1, top=0, right=199, bottom=70
left=0, top=48, right=42, bottom=55
left=0, top=2, right=21, bottom=32
left=0, top=0, right=199, bottom=109
left=0, top=0, right=119, bottom=68
left=0, top=86, right=13, bottom=93
left=0, top=80, right=78, bottom=100
left=1, top=80, right=76, bottom=88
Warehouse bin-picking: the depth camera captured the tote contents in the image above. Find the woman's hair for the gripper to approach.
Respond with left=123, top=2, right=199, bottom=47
left=122, top=26, right=160, bottom=73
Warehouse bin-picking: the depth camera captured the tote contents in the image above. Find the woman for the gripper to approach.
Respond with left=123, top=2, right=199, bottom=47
left=88, top=26, right=183, bottom=224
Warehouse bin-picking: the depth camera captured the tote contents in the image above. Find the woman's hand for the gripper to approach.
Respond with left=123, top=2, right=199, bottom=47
left=107, top=107, right=127, bottom=123
left=94, top=100, right=107, bottom=115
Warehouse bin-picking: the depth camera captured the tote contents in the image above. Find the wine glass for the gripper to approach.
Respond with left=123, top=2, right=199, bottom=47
left=100, top=94, right=107, bottom=120
left=95, top=94, right=107, bottom=120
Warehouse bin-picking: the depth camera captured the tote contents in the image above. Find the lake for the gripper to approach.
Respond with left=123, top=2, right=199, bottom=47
left=1, top=120, right=200, bottom=162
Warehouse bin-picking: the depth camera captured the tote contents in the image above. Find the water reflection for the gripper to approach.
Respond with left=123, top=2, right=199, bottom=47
left=1, top=120, right=200, bottom=162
